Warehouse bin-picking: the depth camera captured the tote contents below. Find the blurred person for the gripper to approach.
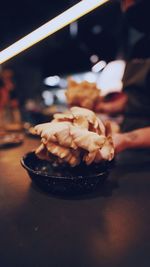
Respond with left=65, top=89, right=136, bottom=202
left=111, top=1, right=150, bottom=156
left=95, top=0, right=150, bottom=131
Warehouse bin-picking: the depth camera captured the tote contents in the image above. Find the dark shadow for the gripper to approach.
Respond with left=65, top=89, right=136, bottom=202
left=30, top=175, right=119, bottom=200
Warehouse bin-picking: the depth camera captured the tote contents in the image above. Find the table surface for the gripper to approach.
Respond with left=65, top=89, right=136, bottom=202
left=0, top=137, right=150, bottom=267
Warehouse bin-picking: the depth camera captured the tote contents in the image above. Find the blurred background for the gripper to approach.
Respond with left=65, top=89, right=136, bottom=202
left=0, top=1, right=124, bottom=102
left=0, top=0, right=150, bottom=128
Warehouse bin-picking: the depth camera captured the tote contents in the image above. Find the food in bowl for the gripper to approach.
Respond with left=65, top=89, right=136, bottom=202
left=34, top=107, right=114, bottom=167
left=65, top=79, right=101, bottom=110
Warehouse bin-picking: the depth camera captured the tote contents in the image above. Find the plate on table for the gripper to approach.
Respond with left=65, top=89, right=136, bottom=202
left=21, top=151, right=113, bottom=195
left=0, top=133, right=24, bottom=149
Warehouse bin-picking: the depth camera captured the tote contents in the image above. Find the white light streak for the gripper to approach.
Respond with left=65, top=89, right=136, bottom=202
left=0, top=0, right=109, bottom=64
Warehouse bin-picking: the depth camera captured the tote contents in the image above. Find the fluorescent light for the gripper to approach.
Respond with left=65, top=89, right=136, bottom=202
left=0, top=0, right=109, bottom=64
left=44, top=75, right=60, bottom=86
left=92, top=60, right=106, bottom=72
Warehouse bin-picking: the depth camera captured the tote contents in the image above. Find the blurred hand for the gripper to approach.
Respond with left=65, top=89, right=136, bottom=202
left=113, top=127, right=150, bottom=154
left=112, top=133, right=128, bottom=153
left=95, top=93, right=128, bottom=115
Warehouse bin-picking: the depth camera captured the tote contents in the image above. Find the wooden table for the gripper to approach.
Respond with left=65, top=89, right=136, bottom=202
left=0, top=137, right=150, bottom=267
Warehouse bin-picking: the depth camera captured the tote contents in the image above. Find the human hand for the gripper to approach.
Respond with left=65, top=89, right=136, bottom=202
left=112, top=133, right=128, bottom=154
left=95, top=93, right=128, bottom=115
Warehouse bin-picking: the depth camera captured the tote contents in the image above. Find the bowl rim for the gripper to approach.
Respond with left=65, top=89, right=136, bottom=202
left=21, top=151, right=108, bottom=180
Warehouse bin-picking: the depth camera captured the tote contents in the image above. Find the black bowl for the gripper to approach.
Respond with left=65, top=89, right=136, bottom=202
left=21, top=152, right=112, bottom=195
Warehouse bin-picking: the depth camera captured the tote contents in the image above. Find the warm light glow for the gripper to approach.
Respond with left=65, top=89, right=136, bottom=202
left=0, top=0, right=109, bottom=64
